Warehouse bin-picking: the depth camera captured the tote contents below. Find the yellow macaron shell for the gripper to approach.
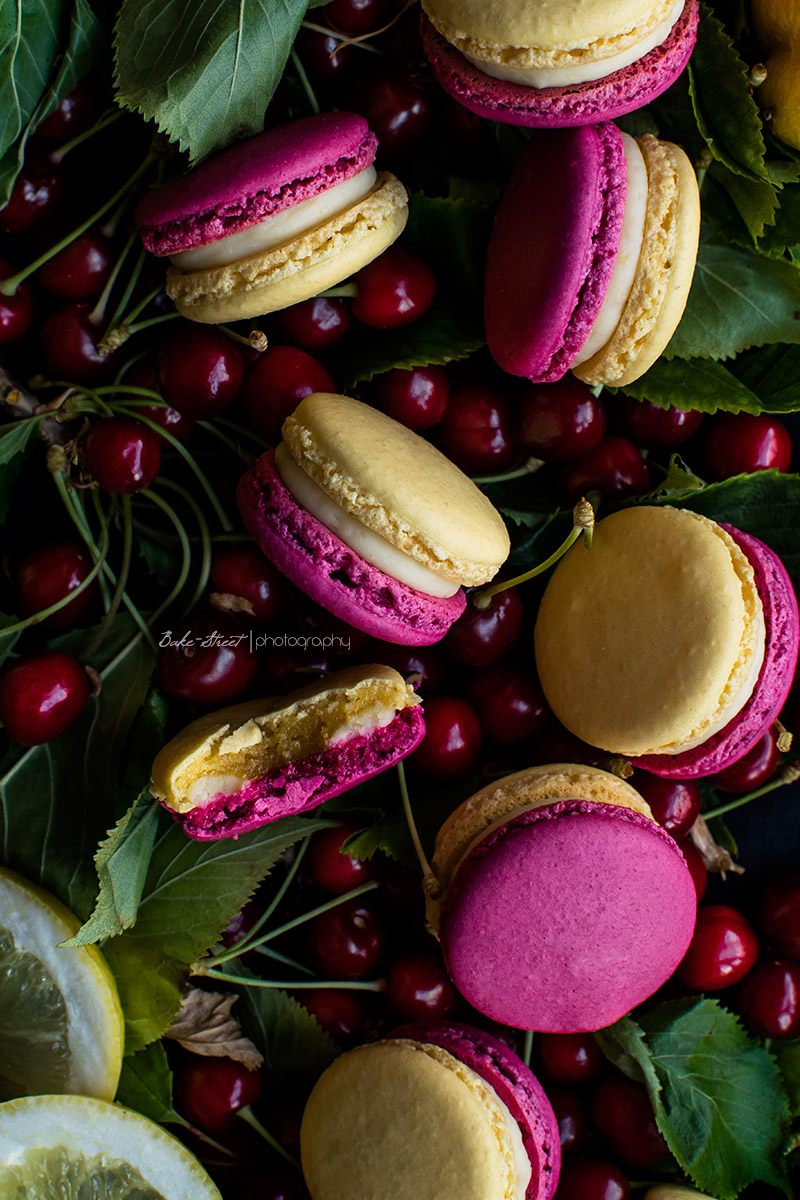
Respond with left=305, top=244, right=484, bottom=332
left=534, top=507, right=765, bottom=758
left=281, top=394, right=510, bottom=586
left=301, top=1040, right=521, bottom=1200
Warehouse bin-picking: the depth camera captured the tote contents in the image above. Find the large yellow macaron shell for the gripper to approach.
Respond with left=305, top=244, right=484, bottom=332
left=534, top=507, right=764, bottom=757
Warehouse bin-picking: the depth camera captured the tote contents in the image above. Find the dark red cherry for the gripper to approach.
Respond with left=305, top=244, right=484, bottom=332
left=156, top=610, right=258, bottom=706
left=79, top=417, right=161, bottom=493
left=157, top=324, right=244, bottom=418
left=467, top=658, right=551, bottom=744
left=209, top=547, right=286, bottom=625
left=15, top=541, right=96, bottom=628
left=519, top=378, right=607, bottom=461
left=243, top=345, right=336, bottom=440
left=352, top=245, right=436, bottom=329
left=39, top=303, right=122, bottom=385
left=410, top=695, right=482, bottom=777
left=372, top=365, right=449, bottom=431
left=174, top=1054, right=262, bottom=1133
left=677, top=904, right=759, bottom=991
left=609, top=395, right=703, bottom=448
left=708, top=726, right=781, bottom=794
left=554, top=1158, right=630, bottom=1200
left=445, top=588, right=523, bottom=667
left=348, top=70, right=433, bottom=161
left=300, top=988, right=368, bottom=1047
left=36, top=229, right=113, bottom=299
left=591, top=1072, right=669, bottom=1167
left=294, top=26, right=357, bottom=89
left=536, top=1032, right=604, bottom=1085
left=758, top=874, right=800, bottom=959
left=630, top=772, right=701, bottom=840
left=676, top=837, right=708, bottom=902
left=547, top=1087, right=588, bottom=1154
left=308, top=822, right=373, bottom=895
left=374, top=853, right=426, bottom=923
left=437, top=381, right=520, bottom=474
left=322, top=0, right=391, bottom=35
left=699, top=413, right=792, bottom=480
left=34, top=74, right=106, bottom=145
left=358, top=640, right=445, bottom=695
left=559, top=436, right=650, bottom=504
left=737, top=958, right=800, bottom=1039
left=529, top=723, right=606, bottom=769
left=273, top=296, right=352, bottom=351
left=307, top=897, right=385, bottom=979
left=0, top=651, right=90, bottom=745
left=385, top=949, right=459, bottom=1021
left=123, top=358, right=196, bottom=443
left=0, top=261, right=33, bottom=344
left=0, top=148, right=71, bottom=234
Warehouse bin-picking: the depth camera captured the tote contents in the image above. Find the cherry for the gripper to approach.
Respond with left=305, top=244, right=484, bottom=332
left=243, top=345, right=336, bottom=441
left=529, top=723, right=606, bottom=769
left=156, top=610, right=258, bottom=706
left=322, top=0, right=391, bottom=35
left=758, top=874, right=800, bottom=959
left=410, top=695, right=482, bottom=777
left=358, top=639, right=445, bottom=695
left=352, top=245, right=436, bottom=329
left=554, top=1158, right=630, bottom=1200
left=34, top=74, right=106, bottom=145
left=467, top=658, right=551, bottom=744
left=591, top=1072, right=669, bottom=1167
left=444, top=588, right=523, bottom=667
left=15, top=541, right=96, bottom=628
left=546, top=1087, right=587, bottom=1155
left=699, top=413, right=792, bottom=480
left=294, top=26, right=357, bottom=90
left=0, top=650, right=90, bottom=745
left=79, top=417, right=161, bottom=493
left=676, top=837, right=708, bottom=902
left=0, top=261, right=33, bottom=344
left=349, top=70, right=433, bottom=161
left=174, top=1054, right=262, bottom=1133
left=737, top=958, right=800, bottom=1039
left=519, top=378, right=607, bottom=461
left=436, top=381, right=520, bottom=474
left=536, top=1032, right=604, bottom=1085
left=0, top=148, right=71, bottom=234
left=157, top=324, right=244, bottom=419
left=300, top=987, right=368, bottom=1047
left=232, top=1163, right=311, bottom=1200
left=708, top=726, right=781, bottom=794
left=122, top=358, right=196, bottom=443
left=273, top=296, right=352, bottom=351
left=374, top=853, right=427, bottom=923
left=308, top=822, right=373, bottom=895
left=371, top=365, right=449, bottom=431
left=209, top=547, right=286, bottom=625
left=36, top=229, right=113, bottom=299
left=385, top=948, right=459, bottom=1021
left=608, top=395, right=703, bottom=448
left=559, top=436, right=650, bottom=504
left=307, top=896, right=385, bottom=979
left=677, top=904, right=759, bottom=991
left=438, top=97, right=499, bottom=170
left=39, top=303, right=122, bottom=385
left=630, top=773, right=701, bottom=840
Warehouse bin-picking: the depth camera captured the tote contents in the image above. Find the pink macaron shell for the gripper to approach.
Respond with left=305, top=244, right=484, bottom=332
left=392, top=1021, right=561, bottom=1200
left=163, top=705, right=426, bottom=841
left=236, top=451, right=467, bottom=646
left=439, top=799, right=697, bottom=1032
left=484, top=122, right=626, bottom=383
left=135, top=112, right=377, bottom=256
left=636, top=524, right=800, bottom=779
left=421, top=1, right=698, bottom=128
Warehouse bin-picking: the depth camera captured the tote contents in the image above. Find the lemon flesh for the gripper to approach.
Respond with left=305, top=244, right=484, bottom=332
left=0, top=1144, right=167, bottom=1199
left=0, top=869, right=123, bottom=1101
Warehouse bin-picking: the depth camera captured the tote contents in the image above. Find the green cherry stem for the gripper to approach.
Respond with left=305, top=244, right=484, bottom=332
left=196, top=420, right=255, bottom=461
left=237, top=1107, right=301, bottom=1172
left=105, top=244, right=148, bottom=334
left=319, top=283, right=358, bottom=298
left=139, top=487, right=192, bottom=624
left=472, top=457, right=544, bottom=485
left=49, top=107, right=124, bottom=164
left=250, top=880, right=379, bottom=947
left=291, top=48, right=321, bottom=115
left=398, top=760, right=434, bottom=880
left=471, top=497, right=595, bottom=610
left=237, top=839, right=312, bottom=952
left=252, top=945, right=316, bottom=976
left=83, top=493, right=135, bottom=657
left=154, top=476, right=213, bottom=612
left=196, top=966, right=385, bottom=992
left=522, top=1030, right=534, bottom=1068
left=702, top=761, right=800, bottom=821
left=216, top=417, right=274, bottom=449
left=89, top=228, right=139, bottom=327
left=216, top=325, right=268, bottom=352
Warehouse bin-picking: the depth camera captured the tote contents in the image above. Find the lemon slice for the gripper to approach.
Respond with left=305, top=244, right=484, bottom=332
left=0, top=868, right=123, bottom=1101
left=0, top=1094, right=222, bottom=1199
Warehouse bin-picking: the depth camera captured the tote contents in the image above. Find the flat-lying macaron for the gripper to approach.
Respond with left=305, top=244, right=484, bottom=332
left=236, top=393, right=510, bottom=646
left=484, top=122, right=700, bottom=387
left=426, top=764, right=697, bottom=1032
left=300, top=1020, right=561, bottom=1200
left=135, top=112, right=408, bottom=324
left=534, top=506, right=800, bottom=778
left=150, top=664, right=424, bottom=840
left=420, top=0, right=698, bottom=128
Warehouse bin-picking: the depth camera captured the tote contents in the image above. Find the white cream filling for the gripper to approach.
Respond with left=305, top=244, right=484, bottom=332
left=275, top=443, right=461, bottom=599
left=465, top=0, right=684, bottom=87
left=478, top=1070, right=532, bottom=1200
left=185, top=772, right=247, bottom=807
left=571, top=132, right=649, bottom=368
left=170, top=165, right=378, bottom=271
left=328, top=701, right=397, bottom=746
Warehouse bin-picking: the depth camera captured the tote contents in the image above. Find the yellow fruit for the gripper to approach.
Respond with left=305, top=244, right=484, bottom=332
left=0, top=867, right=123, bottom=1102
left=759, top=50, right=800, bottom=151
left=752, top=0, right=800, bottom=49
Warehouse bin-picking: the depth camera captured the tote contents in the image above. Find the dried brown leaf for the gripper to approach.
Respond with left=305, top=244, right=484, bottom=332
left=165, top=987, right=264, bottom=1070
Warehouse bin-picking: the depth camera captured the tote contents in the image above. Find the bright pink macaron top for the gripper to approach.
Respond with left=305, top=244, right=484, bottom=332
left=135, top=112, right=378, bottom=256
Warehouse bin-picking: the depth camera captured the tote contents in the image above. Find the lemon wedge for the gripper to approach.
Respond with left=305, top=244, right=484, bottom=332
left=0, top=868, right=123, bottom=1102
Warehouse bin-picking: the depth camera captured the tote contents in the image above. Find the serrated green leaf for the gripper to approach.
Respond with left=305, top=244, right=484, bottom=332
left=344, top=809, right=414, bottom=866
left=758, top=179, right=800, bottom=260
left=136, top=531, right=181, bottom=589
left=775, top=1039, right=800, bottom=1117
left=0, top=419, right=36, bottom=464
left=734, top=342, right=800, bottom=409
left=0, top=0, right=64, bottom=161
left=650, top=454, right=704, bottom=495
left=103, top=936, right=187, bottom=1055
left=115, top=1041, right=178, bottom=1124
left=619, top=355, right=764, bottom=414
left=113, top=0, right=307, bottom=162
left=0, top=422, right=37, bottom=523
left=594, top=1014, right=659, bottom=1087
left=710, top=164, right=779, bottom=242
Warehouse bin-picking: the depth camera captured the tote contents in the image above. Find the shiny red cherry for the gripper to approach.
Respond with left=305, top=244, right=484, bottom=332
left=243, top=345, right=336, bottom=440
left=758, top=874, right=800, bottom=959
left=537, top=1032, right=604, bottom=1084
left=436, top=381, right=520, bottom=474
left=36, top=229, right=113, bottom=299
left=410, top=695, right=482, bottom=777
left=559, top=436, right=650, bottom=504
left=357, top=640, right=445, bottom=695
left=737, top=958, right=800, bottom=1039
left=15, top=541, right=96, bottom=628
left=467, top=658, right=552, bottom=744
left=709, top=726, right=781, bottom=794
left=307, top=897, right=385, bottom=979
left=79, top=417, right=161, bottom=493
left=546, top=1087, right=588, bottom=1155
left=444, top=588, right=523, bottom=666
left=630, top=772, right=701, bottom=840
left=677, top=904, right=759, bottom=991
left=372, top=365, right=449, bottom=431
left=0, top=148, right=71, bottom=234
left=322, top=0, right=391, bottom=35
left=591, top=1072, right=669, bottom=1166
left=554, top=1158, right=630, bottom=1200
left=39, top=303, right=123, bottom=385
left=156, top=611, right=258, bottom=706
left=385, top=949, right=459, bottom=1021
left=0, top=261, right=33, bottom=344
left=519, top=377, right=607, bottom=461
left=274, top=296, right=352, bottom=351
left=308, top=822, right=373, bottom=895
left=294, top=26, right=357, bottom=90
left=158, top=324, right=244, bottom=418
left=123, top=358, right=196, bottom=443
left=699, top=413, right=792, bottom=480
left=0, top=651, right=90, bottom=745
left=609, top=396, right=703, bottom=448
left=174, top=1054, right=262, bottom=1133
left=352, top=245, right=436, bottom=328
left=34, top=74, right=106, bottom=144
left=349, top=71, right=433, bottom=162
left=300, top=988, right=368, bottom=1047
left=209, top=548, right=286, bottom=625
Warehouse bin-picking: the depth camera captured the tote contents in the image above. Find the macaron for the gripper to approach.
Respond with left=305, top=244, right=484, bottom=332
left=420, top=0, right=698, bottom=128
left=426, top=764, right=697, bottom=1031
left=300, top=1020, right=561, bottom=1200
left=150, top=664, right=424, bottom=840
left=534, top=506, right=800, bottom=778
left=236, top=393, right=511, bottom=646
left=135, top=112, right=408, bottom=324
left=484, top=121, right=701, bottom=387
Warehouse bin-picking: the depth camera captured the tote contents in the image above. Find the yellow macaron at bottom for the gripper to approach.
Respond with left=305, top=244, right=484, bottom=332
left=165, top=172, right=408, bottom=324
left=301, top=1040, right=527, bottom=1200
left=534, top=507, right=765, bottom=758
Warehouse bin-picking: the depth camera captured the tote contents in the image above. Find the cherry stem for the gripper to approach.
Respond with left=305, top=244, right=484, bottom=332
left=774, top=718, right=793, bottom=754
left=239, top=838, right=311, bottom=949
left=237, top=1106, right=301, bottom=1172
left=216, top=324, right=268, bottom=351
left=522, top=1030, right=534, bottom=1068
left=83, top=493, right=135, bottom=657
left=701, top=761, right=800, bottom=821
left=320, top=283, right=358, bottom=298
left=299, top=20, right=382, bottom=54
left=215, top=416, right=274, bottom=449
left=89, top=228, right=139, bottom=326
left=472, top=457, right=544, bottom=485
left=49, top=108, right=123, bottom=164
left=106, top=244, right=148, bottom=332
left=120, top=284, right=165, bottom=329
left=156, top=476, right=213, bottom=613
left=197, top=419, right=257, bottom=463
left=290, top=48, right=321, bottom=115
left=244, top=880, right=379, bottom=948
left=116, top=311, right=181, bottom=339
left=252, top=945, right=316, bottom=976
left=196, top=966, right=385, bottom=991
left=397, top=759, right=433, bottom=879
left=471, top=497, right=595, bottom=610
left=139, top=487, right=192, bottom=623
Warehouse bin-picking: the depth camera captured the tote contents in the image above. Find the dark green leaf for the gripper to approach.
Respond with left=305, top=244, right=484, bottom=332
left=136, top=531, right=181, bottom=588
left=0, top=419, right=37, bottom=464
left=115, top=1040, right=178, bottom=1124
left=710, top=165, right=778, bottom=242
left=649, top=454, right=704, bottom=496
left=114, top=0, right=307, bottom=162
left=758, top=179, right=800, bottom=261
left=734, top=343, right=800, bottom=409
left=0, top=0, right=64, bottom=162
left=775, top=1039, right=800, bottom=1118
left=619, top=355, right=764, bottom=415
left=344, top=809, right=414, bottom=866
left=594, top=1014, right=658, bottom=1087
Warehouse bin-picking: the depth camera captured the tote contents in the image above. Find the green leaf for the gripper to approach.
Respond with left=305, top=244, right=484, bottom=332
left=115, top=1041, right=178, bottom=1125
left=136, top=531, right=181, bottom=588
left=649, top=454, right=704, bottom=496
left=666, top=229, right=800, bottom=360
left=0, top=611, right=20, bottom=670
left=113, top=0, right=307, bottom=162
left=688, top=3, right=768, bottom=182
left=758, top=179, right=800, bottom=261
left=344, top=809, right=414, bottom=866
left=775, top=1039, right=800, bottom=1118
left=710, top=164, right=779, bottom=243
left=594, top=1014, right=659, bottom=1088
left=619, top=355, right=764, bottom=415
left=733, top=343, right=800, bottom=410
left=0, top=0, right=64, bottom=162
